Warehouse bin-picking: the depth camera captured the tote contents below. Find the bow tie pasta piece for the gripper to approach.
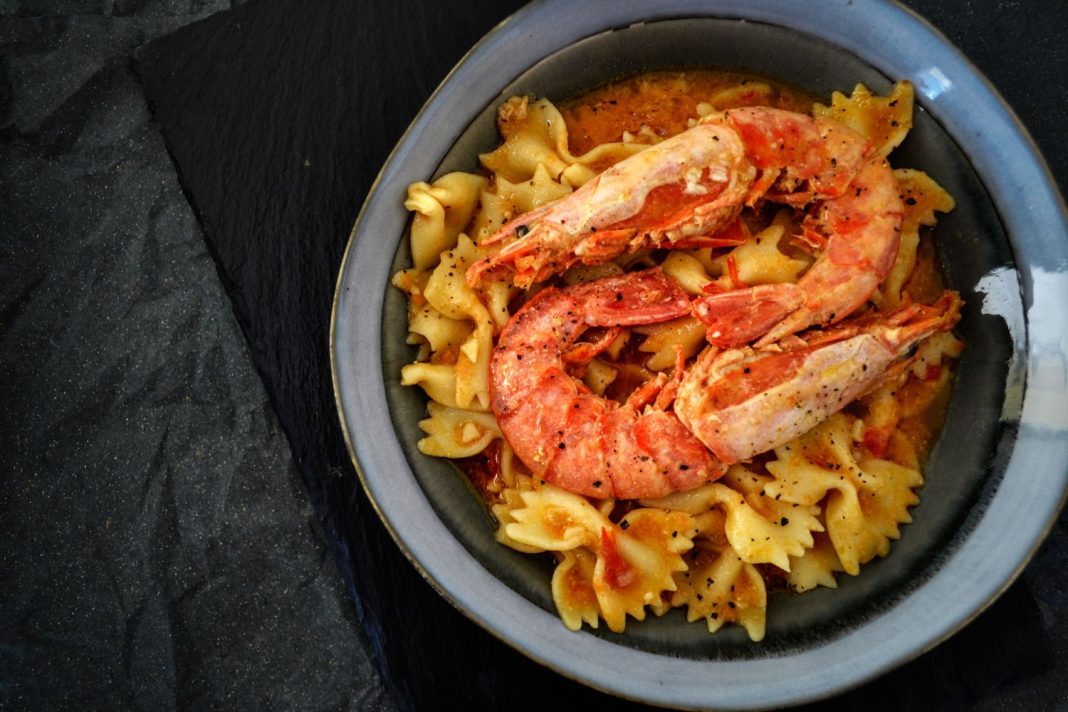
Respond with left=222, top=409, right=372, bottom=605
left=419, top=234, right=497, bottom=410
left=504, top=484, right=696, bottom=632
left=670, top=512, right=764, bottom=640
left=404, top=173, right=487, bottom=270
left=415, top=403, right=501, bottom=459
left=825, top=458, right=923, bottom=573
left=552, top=549, right=601, bottom=631
left=405, top=302, right=475, bottom=359
left=717, top=466, right=825, bottom=571
left=492, top=164, right=574, bottom=216
left=635, top=315, right=708, bottom=372
left=787, top=532, right=845, bottom=593
left=643, top=469, right=823, bottom=572
left=813, top=80, right=914, bottom=159
left=765, top=413, right=923, bottom=575
left=480, top=96, right=649, bottom=187
left=505, top=486, right=606, bottom=551
left=708, top=219, right=811, bottom=290
left=706, top=82, right=776, bottom=111
left=592, top=509, right=696, bottom=632
left=492, top=472, right=545, bottom=554
left=876, top=168, right=956, bottom=309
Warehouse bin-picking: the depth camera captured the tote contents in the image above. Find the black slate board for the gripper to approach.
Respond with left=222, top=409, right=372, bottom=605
left=132, top=1, right=1067, bottom=709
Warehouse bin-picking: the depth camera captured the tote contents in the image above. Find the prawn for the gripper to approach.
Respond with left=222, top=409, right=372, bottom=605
left=490, top=268, right=726, bottom=499
left=692, top=157, right=903, bottom=348
left=466, top=108, right=903, bottom=350
left=465, top=119, right=756, bottom=289
left=674, top=291, right=963, bottom=463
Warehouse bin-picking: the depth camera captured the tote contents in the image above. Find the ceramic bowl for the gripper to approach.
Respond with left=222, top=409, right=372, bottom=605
left=332, top=1, right=1068, bottom=707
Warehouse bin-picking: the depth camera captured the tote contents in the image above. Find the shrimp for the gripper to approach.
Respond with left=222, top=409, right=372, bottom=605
left=692, top=157, right=903, bottom=348
left=465, top=120, right=757, bottom=289
left=674, top=291, right=962, bottom=464
left=490, top=268, right=726, bottom=499
left=466, top=108, right=902, bottom=350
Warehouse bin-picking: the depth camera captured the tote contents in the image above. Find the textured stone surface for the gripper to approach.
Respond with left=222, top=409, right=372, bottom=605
left=0, top=4, right=391, bottom=710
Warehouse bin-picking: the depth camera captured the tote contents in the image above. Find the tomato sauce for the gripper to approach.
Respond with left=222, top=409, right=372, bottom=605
left=559, top=70, right=813, bottom=153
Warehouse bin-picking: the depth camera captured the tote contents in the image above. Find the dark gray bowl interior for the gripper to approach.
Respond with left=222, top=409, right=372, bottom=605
left=382, top=18, right=1016, bottom=657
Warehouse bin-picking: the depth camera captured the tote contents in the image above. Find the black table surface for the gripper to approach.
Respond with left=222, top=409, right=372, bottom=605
left=3, top=1, right=1066, bottom=710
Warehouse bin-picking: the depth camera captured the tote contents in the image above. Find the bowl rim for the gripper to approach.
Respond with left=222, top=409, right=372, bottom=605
left=331, top=0, right=1068, bottom=708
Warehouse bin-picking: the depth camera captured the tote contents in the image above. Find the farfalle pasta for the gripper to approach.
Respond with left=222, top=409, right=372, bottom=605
left=393, top=70, right=962, bottom=640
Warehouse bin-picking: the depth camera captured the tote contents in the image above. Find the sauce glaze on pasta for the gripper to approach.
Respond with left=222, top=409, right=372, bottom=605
left=392, top=70, right=962, bottom=640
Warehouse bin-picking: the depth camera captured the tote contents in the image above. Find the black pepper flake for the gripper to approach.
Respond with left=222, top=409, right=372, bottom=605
left=558, top=442, right=566, bottom=450
left=711, top=612, right=719, bottom=620
left=679, top=464, right=690, bottom=471
left=620, top=520, right=630, bottom=530
left=780, top=517, right=790, bottom=526
left=728, top=601, right=737, bottom=609
left=743, top=367, right=751, bottom=374
left=671, top=530, right=678, bottom=538
left=905, top=197, right=917, bottom=206
left=615, top=292, right=623, bottom=301
left=515, top=224, right=530, bottom=237
left=592, top=480, right=602, bottom=487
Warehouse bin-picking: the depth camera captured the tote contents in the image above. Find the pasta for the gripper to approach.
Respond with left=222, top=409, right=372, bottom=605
left=393, top=70, right=961, bottom=640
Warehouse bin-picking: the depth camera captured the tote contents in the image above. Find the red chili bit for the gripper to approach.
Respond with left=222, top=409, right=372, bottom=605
left=863, top=428, right=890, bottom=459
left=600, top=526, right=636, bottom=588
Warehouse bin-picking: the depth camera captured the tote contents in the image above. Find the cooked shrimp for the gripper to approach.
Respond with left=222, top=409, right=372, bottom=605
left=491, top=268, right=726, bottom=499
left=675, top=291, right=962, bottom=464
left=693, top=156, right=903, bottom=347
left=466, top=109, right=901, bottom=352
left=466, top=120, right=756, bottom=289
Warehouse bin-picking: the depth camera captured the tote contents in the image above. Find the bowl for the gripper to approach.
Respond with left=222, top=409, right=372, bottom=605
left=331, top=1, right=1068, bottom=708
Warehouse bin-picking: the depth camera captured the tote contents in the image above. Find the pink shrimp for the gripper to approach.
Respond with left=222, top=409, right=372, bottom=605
left=490, top=268, right=726, bottom=499
left=674, top=291, right=963, bottom=464
left=692, top=156, right=903, bottom=348
left=466, top=108, right=902, bottom=351
left=465, top=120, right=757, bottom=289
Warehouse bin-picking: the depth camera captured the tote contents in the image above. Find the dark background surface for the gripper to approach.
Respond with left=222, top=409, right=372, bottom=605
left=2, top=1, right=1066, bottom=710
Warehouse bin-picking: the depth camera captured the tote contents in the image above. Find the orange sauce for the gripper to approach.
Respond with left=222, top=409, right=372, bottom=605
left=559, top=70, right=813, bottom=153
